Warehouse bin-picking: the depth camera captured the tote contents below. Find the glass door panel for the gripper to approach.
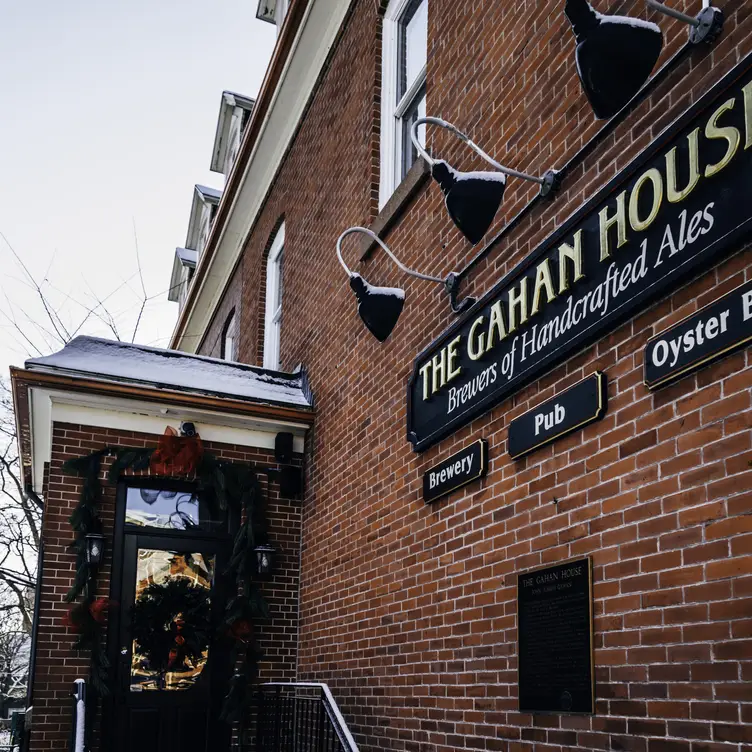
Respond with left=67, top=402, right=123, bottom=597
left=130, top=549, right=215, bottom=692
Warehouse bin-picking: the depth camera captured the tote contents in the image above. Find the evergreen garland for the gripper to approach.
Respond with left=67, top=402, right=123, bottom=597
left=62, top=442, right=271, bottom=721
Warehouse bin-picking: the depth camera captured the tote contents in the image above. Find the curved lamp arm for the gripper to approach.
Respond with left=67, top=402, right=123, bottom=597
left=336, top=226, right=444, bottom=284
left=411, top=117, right=544, bottom=185
left=411, top=117, right=560, bottom=196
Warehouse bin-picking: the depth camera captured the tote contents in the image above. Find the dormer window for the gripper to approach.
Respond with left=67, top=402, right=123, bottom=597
left=211, top=92, right=256, bottom=178
left=167, top=248, right=198, bottom=311
left=256, top=0, right=288, bottom=35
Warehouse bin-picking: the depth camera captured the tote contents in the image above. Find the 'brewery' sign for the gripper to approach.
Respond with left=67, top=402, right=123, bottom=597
left=407, top=53, right=752, bottom=452
left=507, top=373, right=606, bottom=459
left=645, top=280, right=752, bottom=389
left=422, top=438, right=488, bottom=503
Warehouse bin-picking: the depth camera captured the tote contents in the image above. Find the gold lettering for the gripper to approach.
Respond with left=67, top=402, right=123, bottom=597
left=629, top=167, right=663, bottom=232
left=558, top=230, right=585, bottom=294
left=431, top=349, right=446, bottom=395
left=599, top=190, right=627, bottom=261
left=447, top=336, right=462, bottom=382
left=530, top=259, right=556, bottom=317
left=508, top=278, right=528, bottom=333
left=666, top=127, right=701, bottom=203
left=467, top=316, right=486, bottom=361
left=705, top=98, right=741, bottom=177
left=419, top=362, right=432, bottom=401
left=743, top=81, right=752, bottom=149
left=485, top=301, right=507, bottom=352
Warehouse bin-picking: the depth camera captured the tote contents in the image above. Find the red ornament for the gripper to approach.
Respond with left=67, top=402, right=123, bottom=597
left=175, top=635, right=186, bottom=646
left=150, top=426, right=204, bottom=476
left=89, top=597, right=112, bottom=624
left=229, top=619, right=253, bottom=640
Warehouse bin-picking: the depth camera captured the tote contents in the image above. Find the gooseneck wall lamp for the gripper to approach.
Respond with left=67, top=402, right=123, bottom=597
left=411, top=117, right=561, bottom=245
left=337, top=226, right=475, bottom=342
left=566, top=0, right=723, bottom=120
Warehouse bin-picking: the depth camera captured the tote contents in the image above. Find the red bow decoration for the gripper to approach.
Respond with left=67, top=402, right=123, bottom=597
left=228, top=619, right=253, bottom=642
left=150, top=426, right=204, bottom=476
left=89, top=597, right=112, bottom=624
left=64, top=598, right=114, bottom=631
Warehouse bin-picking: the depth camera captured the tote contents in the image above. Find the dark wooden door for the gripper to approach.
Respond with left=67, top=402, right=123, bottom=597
left=110, top=532, right=232, bottom=752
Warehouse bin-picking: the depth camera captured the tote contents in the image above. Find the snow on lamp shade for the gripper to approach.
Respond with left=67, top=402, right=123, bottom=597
left=566, top=0, right=662, bottom=120
left=431, top=160, right=507, bottom=246
left=349, top=273, right=405, bottom=343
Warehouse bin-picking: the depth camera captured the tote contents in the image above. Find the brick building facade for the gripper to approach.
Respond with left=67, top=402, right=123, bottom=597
left=170, top=0, right=752, bottom=749
left=12, top=0, right=752, bottom=750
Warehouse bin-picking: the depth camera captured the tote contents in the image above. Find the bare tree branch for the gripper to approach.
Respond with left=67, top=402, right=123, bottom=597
left=131, top=218, right=148, bottom=343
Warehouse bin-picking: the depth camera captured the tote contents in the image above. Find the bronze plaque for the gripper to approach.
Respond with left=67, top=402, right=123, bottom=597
left=518, top=558, right=594, bottom=714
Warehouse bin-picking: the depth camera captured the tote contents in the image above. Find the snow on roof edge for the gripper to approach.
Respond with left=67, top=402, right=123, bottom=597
left=25, top=336, right=312, bottom=410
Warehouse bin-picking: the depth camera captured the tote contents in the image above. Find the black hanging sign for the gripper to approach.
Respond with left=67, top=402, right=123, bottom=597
left=407, top=52, right=752, bottom=452
left=508, top=372, right=606, bottom=459
left=422, top=439, right=488, bottom=503
left=518, top=557, right=594, bottom=714
left=645, top=279, right=752, bottom=389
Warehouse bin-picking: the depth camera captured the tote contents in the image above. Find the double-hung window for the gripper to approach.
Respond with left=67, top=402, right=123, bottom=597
left=380, top=0, right=427, bottom=208
left=263, top=224, right=285, bottom=370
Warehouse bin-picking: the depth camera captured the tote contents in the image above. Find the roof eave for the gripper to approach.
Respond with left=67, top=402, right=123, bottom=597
left=11, top=366, right=314, bottom=425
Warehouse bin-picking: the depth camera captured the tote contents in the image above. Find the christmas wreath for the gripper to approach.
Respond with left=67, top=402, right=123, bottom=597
left=131, top=578, right=211, bottom=685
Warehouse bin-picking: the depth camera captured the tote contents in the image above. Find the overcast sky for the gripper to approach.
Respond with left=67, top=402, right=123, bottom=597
left=0, top=0, right=276, bottom=373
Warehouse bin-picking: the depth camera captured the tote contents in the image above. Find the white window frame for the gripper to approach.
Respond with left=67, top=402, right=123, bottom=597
left=222, top=311, right=236, bottom=362
left=379, top=0, right=427, bottom=209
left=274, top=0, right=290, bottom=34
left=263, top=224, right=285, bottom=370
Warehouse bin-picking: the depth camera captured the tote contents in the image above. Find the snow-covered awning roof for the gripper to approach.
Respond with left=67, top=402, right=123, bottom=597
left=195, top=184, right=222, bottom=202
left=25, top=336, right=311, bottom=408
left=176, top=247, right=198, bottom=267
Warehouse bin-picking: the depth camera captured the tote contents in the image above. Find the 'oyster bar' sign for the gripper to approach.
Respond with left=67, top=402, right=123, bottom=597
left=407, top=53, right=752, bottom=452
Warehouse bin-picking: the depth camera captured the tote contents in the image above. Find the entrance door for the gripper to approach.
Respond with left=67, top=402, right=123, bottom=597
left=108, top=485, right=233, bottom=752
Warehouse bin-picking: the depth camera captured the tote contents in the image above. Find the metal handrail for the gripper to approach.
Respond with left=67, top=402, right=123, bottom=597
left=257, top=682, right=358, bottom=752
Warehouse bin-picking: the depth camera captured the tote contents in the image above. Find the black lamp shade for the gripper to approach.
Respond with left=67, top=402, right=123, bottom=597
left=349, top=273, right=405, bottom=343
left=140, top=488, right=160, bottom=505
left=431, top=160, right=507, bottom=245
left=566, top=0, right=663, bottom=120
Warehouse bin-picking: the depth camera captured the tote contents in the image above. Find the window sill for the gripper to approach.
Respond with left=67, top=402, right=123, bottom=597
left=359, top=157, right=431, bottom=259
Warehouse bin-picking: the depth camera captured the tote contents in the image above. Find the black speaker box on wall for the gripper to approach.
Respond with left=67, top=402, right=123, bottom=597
left=275, top=432, right=294, bottom=464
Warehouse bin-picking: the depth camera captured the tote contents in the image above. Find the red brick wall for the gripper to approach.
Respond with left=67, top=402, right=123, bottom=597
left=194, top=0, right=752, bottom=749
left=199, top=269, right=243, bottom=359
left=30, top=422, right=300, bottom=751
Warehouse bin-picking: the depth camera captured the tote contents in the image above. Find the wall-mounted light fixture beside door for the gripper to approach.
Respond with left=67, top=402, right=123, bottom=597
left=410, top=117, right=561, bottom=245
left=336, top=226, right=478, bottom=342
left=566, top=0, right=723, bottom=120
